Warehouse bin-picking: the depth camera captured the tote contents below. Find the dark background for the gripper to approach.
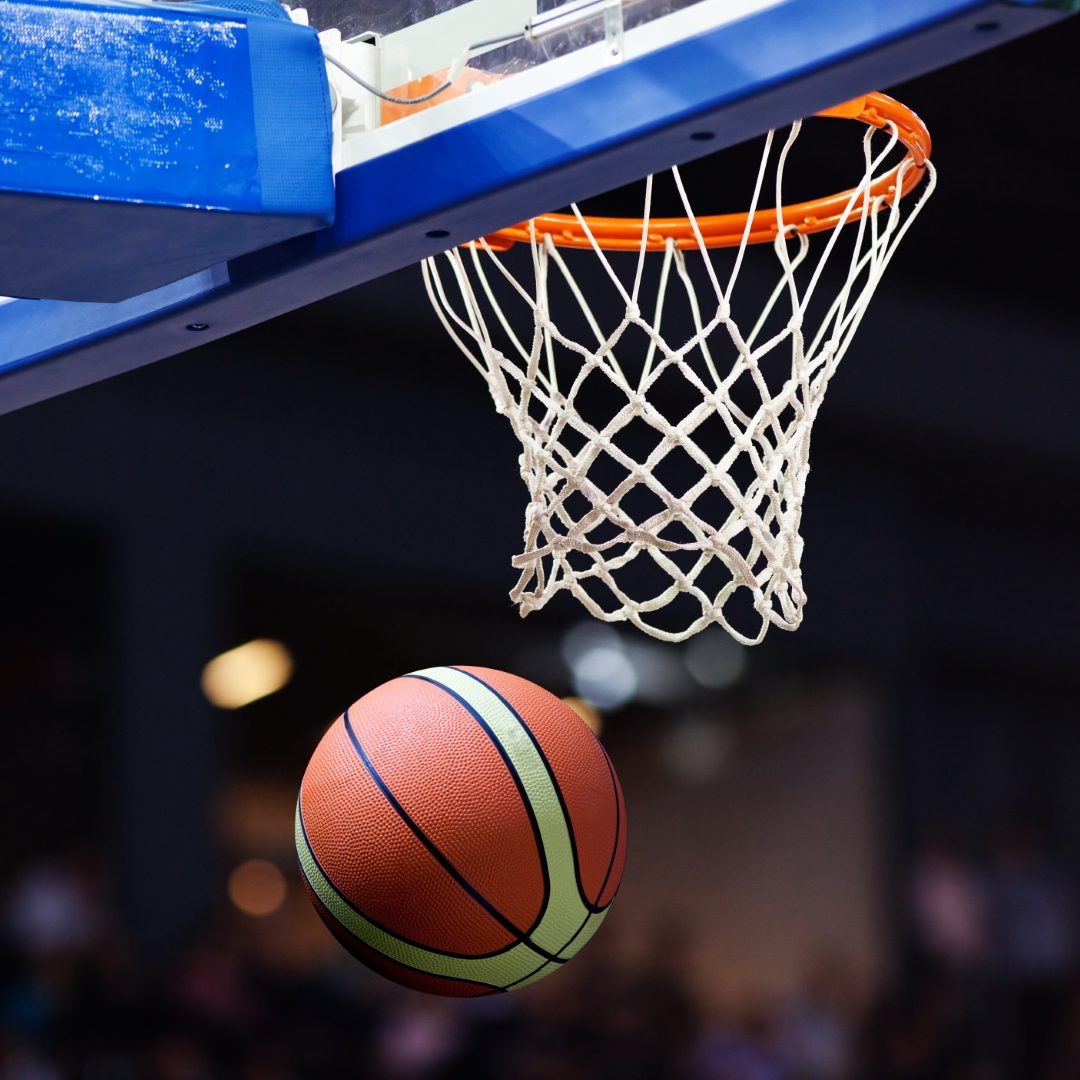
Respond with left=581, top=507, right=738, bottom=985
left=1, top=13, right=1078, bottom=1079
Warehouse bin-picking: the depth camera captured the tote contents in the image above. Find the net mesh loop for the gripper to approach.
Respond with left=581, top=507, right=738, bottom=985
left=422, top=101, right=936, bottom=644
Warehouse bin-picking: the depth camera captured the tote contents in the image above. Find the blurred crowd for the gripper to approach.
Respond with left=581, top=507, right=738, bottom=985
left=2, top=821, right=1079, bottom=1080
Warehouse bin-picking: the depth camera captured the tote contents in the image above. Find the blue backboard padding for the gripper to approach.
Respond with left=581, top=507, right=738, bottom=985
left=0, top=0, right=1074, bottom=407
left=0, top=191, right=334, bottom=303
left=188, top=0, right=292, bottom=22
left=0, top=266, right=227, bottom=377
left=245, top=11, right=334, bottom=217
left=0, top=0, right=333, bottom=301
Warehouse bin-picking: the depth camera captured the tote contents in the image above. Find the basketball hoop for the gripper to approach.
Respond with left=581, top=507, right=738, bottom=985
left=423, top=93, right=935, bottom=644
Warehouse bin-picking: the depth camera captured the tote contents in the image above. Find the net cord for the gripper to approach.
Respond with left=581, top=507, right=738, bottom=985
left=420, top=116, right=937, bottom=643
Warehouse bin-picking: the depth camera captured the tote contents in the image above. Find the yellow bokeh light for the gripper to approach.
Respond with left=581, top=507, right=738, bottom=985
left=562, top=696, right=604, bottom=736
left=201, top=639, right=294, bottom=710
left=227, top=859, right=287, bottom=918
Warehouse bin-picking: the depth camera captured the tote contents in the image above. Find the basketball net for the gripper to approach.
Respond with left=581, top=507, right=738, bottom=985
left=423, top=95, right=935, bottom=644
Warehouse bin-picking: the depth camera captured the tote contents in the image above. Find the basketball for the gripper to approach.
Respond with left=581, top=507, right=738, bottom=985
left=295, top=665, right=627, bottom=996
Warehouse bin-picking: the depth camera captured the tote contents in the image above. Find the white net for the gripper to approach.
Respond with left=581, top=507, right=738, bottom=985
left=423, top=113, right=935, bottom=644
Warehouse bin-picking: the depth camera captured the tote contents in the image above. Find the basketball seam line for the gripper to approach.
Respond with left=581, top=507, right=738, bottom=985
left=297, top=835, right=505, bottom=995
left=501, top=958, right=556, bottom=991
left=402, top=675, right=557, bottom=952
left=449, top=666, right=608, bottom=914
left=593, top=744, right=624, bottom=910
left=296, top=791, right=525, bottom=965
left=499, top=908, right=605, bottom=992
left=344, top=705, right=565, bottom=966
left=499, top=753, right=624, bottom=990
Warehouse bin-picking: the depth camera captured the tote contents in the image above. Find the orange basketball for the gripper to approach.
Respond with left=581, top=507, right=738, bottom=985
left=295, top=665, right=627, bottom=996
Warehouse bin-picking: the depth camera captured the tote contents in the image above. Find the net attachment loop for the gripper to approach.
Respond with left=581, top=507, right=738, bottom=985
left=423, top=93, right=936, bottom=644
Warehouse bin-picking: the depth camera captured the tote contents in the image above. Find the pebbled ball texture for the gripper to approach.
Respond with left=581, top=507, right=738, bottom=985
left=296, top=665, right=627, bottom=996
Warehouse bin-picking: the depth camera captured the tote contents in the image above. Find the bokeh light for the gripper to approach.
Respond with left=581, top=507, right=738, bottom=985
left=684, top=631, right=747, bottom=691
left=227, top=859, right=287, bottom=917
left=562, top=623, right=638, bottom=709
left=201, top=639, right=294, bottom=710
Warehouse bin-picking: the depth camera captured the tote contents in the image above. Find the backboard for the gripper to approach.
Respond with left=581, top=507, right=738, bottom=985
left=0, top=0, right=1074, bottom=414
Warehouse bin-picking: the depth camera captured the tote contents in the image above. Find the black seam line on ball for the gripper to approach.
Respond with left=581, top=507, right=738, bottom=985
left=498, top=902, right=604, bottom=989
left=403, top=674, right=554, bottom=943
left=496, top=898, right=609, bottom=989
left=501, top=957, right=556, bottom=991
left=298, top=829, right=505, bottom=993
left=592, top=744, right=623, bottom=910
left=449, top=667, right=603, bottom=915
left=556, top=908, right=604, bottom=964
left=302, top=856, right=504, bottom=996
left=343, top=706, right=563, bottom=966
left=298, top=787, right=531, bottom=965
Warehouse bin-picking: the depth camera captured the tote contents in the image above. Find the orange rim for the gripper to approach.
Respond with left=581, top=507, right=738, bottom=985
left=479, top=92, right=931, bottom=252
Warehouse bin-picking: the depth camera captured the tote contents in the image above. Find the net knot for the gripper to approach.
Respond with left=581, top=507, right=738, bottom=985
left=486, top=375, right=513, bottom=416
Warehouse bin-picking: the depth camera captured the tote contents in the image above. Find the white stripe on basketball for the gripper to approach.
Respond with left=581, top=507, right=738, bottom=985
left=413, top=666, right=591, bottom=957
